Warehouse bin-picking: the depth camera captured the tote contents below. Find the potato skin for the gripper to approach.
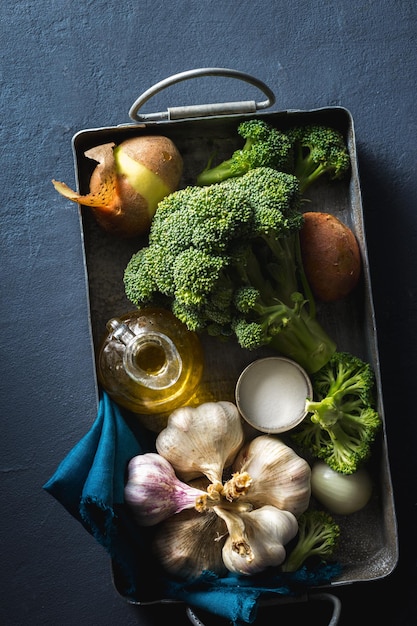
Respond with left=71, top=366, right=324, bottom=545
left=300, top=212, right=361, bottom=302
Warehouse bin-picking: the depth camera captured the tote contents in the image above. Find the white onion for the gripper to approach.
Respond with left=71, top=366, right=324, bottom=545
left=311, top=461, right=373, bottom=515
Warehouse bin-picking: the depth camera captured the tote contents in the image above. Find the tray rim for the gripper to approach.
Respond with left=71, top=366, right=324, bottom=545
left=71, top=104, right=399, bottom=603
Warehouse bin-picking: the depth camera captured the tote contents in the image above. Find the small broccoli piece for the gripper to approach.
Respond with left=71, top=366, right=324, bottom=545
left=292, top=351, right=381, bottom=474
left=123, top=247, right=158, bottom=304
left=282, top=510, right=340, bottom=573
left=124, top=167, right=336, bottom=373
left=196, top=119, right=292, bottom=186
left=287, top=124, right=351, bottom=194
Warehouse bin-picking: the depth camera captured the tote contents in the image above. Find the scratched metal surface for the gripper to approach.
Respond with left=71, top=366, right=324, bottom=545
left=72, top=106, right=398, bottom=600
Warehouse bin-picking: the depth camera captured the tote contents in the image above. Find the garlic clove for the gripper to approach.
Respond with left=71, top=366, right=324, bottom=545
left=155, top=401, right=245, bottom=485
left=215, top=505, right=298, bottom=576
left=124, top=453, right=208, bottom=526
left=232, top=435, right=311, bottom=517
left=153, top=508, right=228, bottom=581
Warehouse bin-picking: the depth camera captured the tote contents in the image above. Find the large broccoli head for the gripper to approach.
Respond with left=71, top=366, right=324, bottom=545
left=124, top=167, right=336, bottom=373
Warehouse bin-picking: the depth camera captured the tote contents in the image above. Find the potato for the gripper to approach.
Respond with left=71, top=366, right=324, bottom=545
left=53, top=135, right=183, bottom=238
left=299, top=211, right=361, bottom=302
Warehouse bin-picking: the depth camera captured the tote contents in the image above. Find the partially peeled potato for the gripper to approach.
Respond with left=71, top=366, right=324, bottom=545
left=53, top=135, right=183, bottom=238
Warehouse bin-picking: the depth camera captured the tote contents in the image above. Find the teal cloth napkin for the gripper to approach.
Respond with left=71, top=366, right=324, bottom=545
left=43, top=390, right=340, bottom=624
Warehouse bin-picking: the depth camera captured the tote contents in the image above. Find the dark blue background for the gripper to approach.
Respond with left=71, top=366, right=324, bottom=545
left=1, top=2, right=416, bottom=624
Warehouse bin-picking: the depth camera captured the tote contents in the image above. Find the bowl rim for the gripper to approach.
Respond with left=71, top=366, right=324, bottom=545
left=235, top=356, right=313, bottom=434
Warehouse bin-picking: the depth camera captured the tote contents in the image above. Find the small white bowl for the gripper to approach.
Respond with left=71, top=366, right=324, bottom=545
left=235, top=357, right=312, bottom=434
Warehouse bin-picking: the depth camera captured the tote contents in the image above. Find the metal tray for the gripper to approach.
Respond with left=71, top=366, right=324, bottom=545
left=70, top=69, right=398, bottom=622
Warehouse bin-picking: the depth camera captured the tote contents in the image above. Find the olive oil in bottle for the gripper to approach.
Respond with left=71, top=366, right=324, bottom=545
left=97, top=308, right=204, bottom=425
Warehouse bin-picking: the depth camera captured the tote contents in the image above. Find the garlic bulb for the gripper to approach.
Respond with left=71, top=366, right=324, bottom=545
left=153, top=507, right=228, bottom=580
left=155, top=401, right=244, bottom=485
left=231, top=435, right=311, bottom=516
left=215, top=505, right=298, bottom=575
left=124, top=453, right=209, bottom=526
left=127, top=408, right=314, bottom=581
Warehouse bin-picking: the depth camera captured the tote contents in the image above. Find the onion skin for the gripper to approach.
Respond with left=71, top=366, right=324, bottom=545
left=52, top=135, right=183, bottom=238
left=311, top=461, right=373, bottom=515
left=300, top=211, right=362, bottom=302
left=115, top=136, right=183, bottom=192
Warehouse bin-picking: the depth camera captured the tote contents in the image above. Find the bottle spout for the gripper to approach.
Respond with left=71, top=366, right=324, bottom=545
left=106, top=318, right=136, bottom=346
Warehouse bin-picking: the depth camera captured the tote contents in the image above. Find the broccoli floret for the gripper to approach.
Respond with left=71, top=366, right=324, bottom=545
left=282, top=510, right=340, bottom=573
left=196, top=119, right=292, bottom=186
left=287, top=124, right=351, bottom=194
left=124, top=167, right=336, bottom=374
left=173, top=249, right=229, bottom=307
left=292, top=351, right=381, bottom=474
left=123, top=246, right=158, bottom=304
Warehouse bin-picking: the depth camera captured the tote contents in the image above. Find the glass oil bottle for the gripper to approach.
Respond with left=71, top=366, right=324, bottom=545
left=97, top=308, right=204, bottom=426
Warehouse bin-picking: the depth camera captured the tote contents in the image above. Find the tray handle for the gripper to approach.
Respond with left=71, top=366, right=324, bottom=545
left=185, top=592, right=342, bottom=626
left=128, top=67, right=276, bottom=122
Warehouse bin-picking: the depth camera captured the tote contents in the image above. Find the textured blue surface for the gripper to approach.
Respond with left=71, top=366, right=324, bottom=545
left=1, top=1, right=417, bottom=624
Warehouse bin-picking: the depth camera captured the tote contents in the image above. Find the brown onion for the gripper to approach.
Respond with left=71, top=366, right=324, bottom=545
left=52, top=135, right=183, bottom=238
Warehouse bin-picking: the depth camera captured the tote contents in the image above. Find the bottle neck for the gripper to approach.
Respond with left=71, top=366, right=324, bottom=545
left=107, top=318, right=182, bottom=390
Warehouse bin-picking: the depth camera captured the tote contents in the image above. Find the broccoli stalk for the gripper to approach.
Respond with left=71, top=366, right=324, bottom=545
left=231, top=237, right=335, bottom=373
left=196, top=119, right=292, bottom=186
left=292, top=352, right=382, bottom=474
left=124, top=167, right=336, bottom=374
left=281, top=510, right=340, bottom=573
left=233, top=292, right=335, bottom=375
